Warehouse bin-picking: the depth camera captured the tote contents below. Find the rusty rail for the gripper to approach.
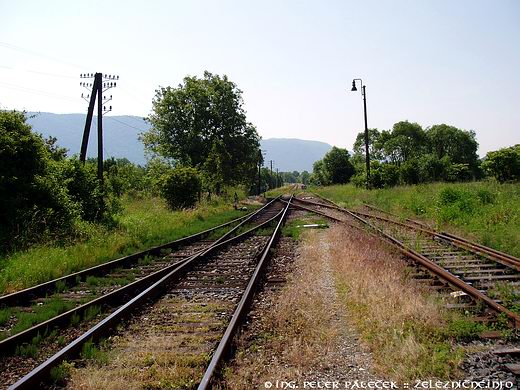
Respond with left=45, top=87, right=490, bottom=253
left=295, top=196, right=520, bottom=328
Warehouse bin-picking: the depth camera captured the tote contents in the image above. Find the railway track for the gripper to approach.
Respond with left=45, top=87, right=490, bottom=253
left=0, top=204, right=270, bottom=358
left=2, top=196, right=292, bottom=389
left=292, top=195, right=520, bottom=329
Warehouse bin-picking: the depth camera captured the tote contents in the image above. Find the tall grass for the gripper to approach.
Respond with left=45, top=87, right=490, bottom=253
left=0, top=195, right=248, bottom=294
left=313, top=181, right=520, bottom=257
left=327, top=225, right=465, bottom=379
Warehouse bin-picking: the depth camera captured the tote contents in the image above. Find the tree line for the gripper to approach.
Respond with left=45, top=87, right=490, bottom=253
left=310, top=121, right=519, bottom=188
left=0, top=72, right=264, bottom=253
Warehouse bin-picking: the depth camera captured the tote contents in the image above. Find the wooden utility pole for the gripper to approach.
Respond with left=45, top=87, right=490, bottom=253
left=79, top=72, right=118, bottom=185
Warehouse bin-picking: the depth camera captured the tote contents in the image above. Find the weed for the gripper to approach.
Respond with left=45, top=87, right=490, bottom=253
left=81, top=339, right=108, bottom=364
left=50, top=361, right=74, bottom=384
left=55, top=279, right=67, bottom=293
left=83, top=305, right=101, bottom=321
left=15, top=343, right=38, bottom=357
left=0, top=307, right=13, bottom=326
left=10, top=298, right=75, bottom=335
left=283, top=216, right=328, bottom=240
left=70, top=312, right=80, bottom=327
left=138, top=254, right=154, bottom=266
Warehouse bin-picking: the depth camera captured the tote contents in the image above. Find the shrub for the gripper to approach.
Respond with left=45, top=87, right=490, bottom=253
left=446, top=163, right=472, bottom=182
left=482, top=145, right=520, bottom=183
left=399, top=159, right=420, bottom=184
left=0, top=111, right=78, bottom=251
left=160, top=167, right=201, bottom=209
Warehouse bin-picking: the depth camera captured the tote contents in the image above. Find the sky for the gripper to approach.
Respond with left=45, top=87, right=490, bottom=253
left=1, top=0, right=519, bottom=156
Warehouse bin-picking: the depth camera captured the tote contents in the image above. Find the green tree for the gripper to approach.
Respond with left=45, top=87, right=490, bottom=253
left=353, top=128, right=383, bottom=161
left=482, top=145, right=520, bottom=182
left=322, top=147, right=355, bottom=184
left=311, top=159, right=328, bottom=185
left=383, top=121, right=427, bottom=164
left=426, top=124, right=479, bottom=174
left=142, top=71, right=260, bottom=193
left=300, top=171, right=310, bottom=185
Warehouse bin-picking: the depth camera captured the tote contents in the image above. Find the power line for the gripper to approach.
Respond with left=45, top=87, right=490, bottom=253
left=106, top=116, right=148, bottom=131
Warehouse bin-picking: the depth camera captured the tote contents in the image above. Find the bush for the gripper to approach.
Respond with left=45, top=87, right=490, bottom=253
left=0, top=111, right=120, bottom=252
left=160, top=167, right=201, bottom=209
left=482, top=145, right=520, bottom=183
left=0, top=111, right=78, bottom=251
left=400, top=160, right=420, bottom=184
left=446, top=163, right=472, bottom=182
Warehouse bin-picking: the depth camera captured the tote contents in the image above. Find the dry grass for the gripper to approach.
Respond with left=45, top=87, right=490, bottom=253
left=221, top=230, right=342, bottom=388
left=67, top=298, right=230, bottom=390
left=326, top=225, right=464, bottom=380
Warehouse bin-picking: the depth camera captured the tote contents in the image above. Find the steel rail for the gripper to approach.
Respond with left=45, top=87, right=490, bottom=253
left=0, top=209, right=259, bottom=308
left=294, top=197, right=520, bottom=270
left=8, top=200, right=287, bottom=390
left=0, top=197, right=282, bottom=357
left=350, top=209, right=520, bottom=271
left=359, top=203, right=520, bottom=264
left=198, top=195, right=293, bottom=389
left=299, top=196, right=520, bottom=328
left=362, top=203, right=432, bottom=229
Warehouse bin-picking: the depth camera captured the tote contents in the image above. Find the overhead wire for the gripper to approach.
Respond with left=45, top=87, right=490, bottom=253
left=106, top=116, right=148, bottom=131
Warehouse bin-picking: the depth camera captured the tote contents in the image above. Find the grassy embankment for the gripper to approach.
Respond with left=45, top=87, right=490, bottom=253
left=0, top=195, right=250, bottom=294
left=313, top=181, right=520, bottom=257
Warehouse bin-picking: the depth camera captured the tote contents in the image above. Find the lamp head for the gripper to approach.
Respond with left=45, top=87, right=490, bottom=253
left=351, top=80, right=357, bottom=92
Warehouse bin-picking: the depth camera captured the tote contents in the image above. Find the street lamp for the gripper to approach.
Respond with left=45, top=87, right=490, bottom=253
left=351, top=78, right=370, bottom=189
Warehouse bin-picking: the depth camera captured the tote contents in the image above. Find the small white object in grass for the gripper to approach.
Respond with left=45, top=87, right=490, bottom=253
left=295, top=224, right=329, bottom=229
left=450, top=291, right=467, bottom=297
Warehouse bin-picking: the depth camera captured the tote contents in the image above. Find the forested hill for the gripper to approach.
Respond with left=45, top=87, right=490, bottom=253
left=26, top=112, right=332, bottom=171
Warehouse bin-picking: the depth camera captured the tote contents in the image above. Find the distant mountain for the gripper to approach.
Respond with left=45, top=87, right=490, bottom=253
left=26, top=113, right=332, bottom=172
left=260, top=138, right=332, bottom=172
left=27, top=112, right=149, bottom=165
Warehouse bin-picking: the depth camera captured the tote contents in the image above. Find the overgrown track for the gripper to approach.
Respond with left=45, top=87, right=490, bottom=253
left=5, top=196, right=292, bottom=389
left=0, top=205, right=273, bottom=359
left=293, top=195, right=520, bottom=328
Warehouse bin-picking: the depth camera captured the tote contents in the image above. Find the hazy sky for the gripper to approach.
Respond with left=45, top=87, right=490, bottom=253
left=1, top=0, right=519, bottom=155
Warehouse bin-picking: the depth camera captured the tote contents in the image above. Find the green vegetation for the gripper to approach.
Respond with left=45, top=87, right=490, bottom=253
left=0, top=298, right=75, bottom=340
left=159, top=166, right=202, bottom=210
left=50, top=361, right=74, bottom=385
left=312, top=146, right=355, bottom=185
left=81, top=339, right=109, bottom=364
left=482, top=144, right=520, bottom=182
left=142, top=71, right=260, bottom=196
left=346, top=121, right=480, bottom=188
left=283, top=215, right=328, bottom=240
left=0, top=195, right=246, bottom=294
left=313, top=181, right=520, bottom=257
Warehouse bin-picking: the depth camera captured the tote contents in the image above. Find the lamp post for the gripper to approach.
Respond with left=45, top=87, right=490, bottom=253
left=351, top=78, right=370, bottom=189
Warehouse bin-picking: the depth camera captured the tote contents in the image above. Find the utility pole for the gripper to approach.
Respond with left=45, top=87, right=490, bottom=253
left=79, top=72, right=118, bottom=184
left=270, top=160, right=273, bottom=188
left=351, top=78, right=370, bottom=189
left=257, top=150, right=262, bottom=196
left=276, top=168, right=279, bottom=188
